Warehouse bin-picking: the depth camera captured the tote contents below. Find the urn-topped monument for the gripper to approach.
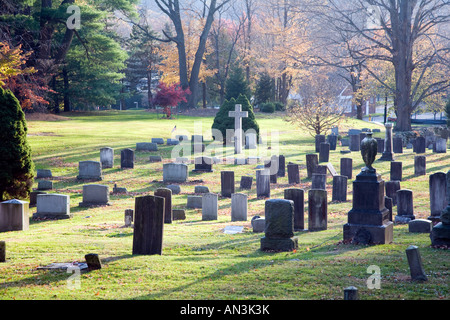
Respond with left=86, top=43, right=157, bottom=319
left=343, top=132, right=394, bottom=244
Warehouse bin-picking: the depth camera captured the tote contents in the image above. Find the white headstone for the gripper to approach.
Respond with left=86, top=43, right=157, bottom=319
left=229, top=104, right=248, bottom=154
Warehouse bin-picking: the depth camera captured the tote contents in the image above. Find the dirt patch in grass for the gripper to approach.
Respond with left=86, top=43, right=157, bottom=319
left=25, top=113, right=71, bottom=122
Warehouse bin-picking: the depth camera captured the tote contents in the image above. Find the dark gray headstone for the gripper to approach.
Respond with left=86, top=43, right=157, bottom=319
left=256, top=170, right=270, bottom=198
left=327, top=135, right=338, bottom=151
left=340, top=158, right=352, bottom=180
left=308, top=189, right=327, bottom=231
left=396, top=189, right=415, bottom=223
left=332, top=175, right=348, bottom=202
left=306, top=154, right=318, bottom=179
left=240, top=176, right=253, bottom=190
left=121, top=149, right=135, bottom=169
left=311, top=174, right=326, bottom=190
left=154, top=188, right=172, bottom=224
left=284, top=188, right=305, bottom=231
left=429, top=172, right=447, bottom=222
left=221, top=171, right=235, bottom=198
left=393, top=137, right=403, bottom=154
left=414, top=156, right=426, bottom=176
left=287, top=164, right=300, bottom=184
left=390, top=161, right=402, bottom=181
left=415, top=137, right=426, bottom=154
left=349, top=134, right=360, bottom=152
left=193, top=156, right=214, bottom=172
left=405, top=245, right=428, bottom=281
left=319, top=142, right=330, bottom=163
left=315, top=135, right=326, bottom=152
left=385, top=181, right=401, bottom=206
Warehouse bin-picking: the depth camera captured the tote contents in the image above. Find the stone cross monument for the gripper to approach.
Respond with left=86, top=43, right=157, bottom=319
left=229, top=104, right=248, bottom=154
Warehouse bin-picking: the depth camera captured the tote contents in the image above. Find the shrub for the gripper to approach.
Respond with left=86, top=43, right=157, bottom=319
left=260, top=102, right=275, bottom=113
left=0, top=87, right=34, bottom=201
left=274, top=101, right=285, bottom=111
left=212, top=94, right=260, bottom=143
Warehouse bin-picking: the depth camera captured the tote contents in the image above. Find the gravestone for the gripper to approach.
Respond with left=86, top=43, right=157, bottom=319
left=30, top=191, right=47, bottom=207
left=231, top=193, right=248, bottom=221
left=344, top=286, right=359, bottom=300
left=114, top=184, right=129, bottom=194
left=409, top=219, right=432, bottom=233
left=265, top=155, right=279, bottom=183
left=319, top=142, right=330, bottom=163
left=284, top=188, right=305, bottom=231
left=385, top=196, right=393, bottom=221
left=167, top=185, right=181, bottom=195
left=415, top=137, right=426, bottom=154
left=194, top=186, right=210, bottom=194
left=155, top=188, right=172, bottom=224
left=221, top=171, right=235, bottom=198
left=396, top=189, right=415, bottom=223
left=229, top=104, right=248, bottom=154
left=192, top=143, right=206, bottom=154
left=245, top=133, right=257, bottom=150
left=149, top=156, right=162, bottom=163
left=306, top=154, right=318, bottom=179
left=405, top=246, right=428, bottom=281
left=315, top=165, right=327, bottom=175
left=77, top=161, right=102, bottom=181
left=430, top=170, right=450, bottom=246
left=326, top=163, right=338, bottom=177
left=173, top=209, right=186, bottom=221
left=256, top=169, right=270, bottom=198
left=434, top=138, right=447, bottom=153
left=163, top=163, right=188, bottom=183
left=260, top=199, right=298, bottom=252
left=252, top=216, right=266, bottom=233
left=327, top=134, right=337, bottom=151
left=193, top=156, right=214, bottom=172
left=343, top=133, right=393, bottom=244
left=390, top=162, right=402, bottom=181
left=308, top=189, right=327, bottom=231
left=100, top=147, right=114, bottom=169
left=36, top=169, right=52, bottom=179
left=202, top=193, right=218, bottom=221
left=311, top=174, right=326, bottom=190
left=240, top=176, right=253, bottom=190
left=414, top=156, right=426, bottom=176
left=429, top=172, right=447, bottom=222
left=124, top=209, right=133, bottom=227
left=393, top=137, right=403, bottom=154
left=314, top=135, right=325, bottom=153
left=121, top=149, right=135, bottom=169
left=186, top=196, right=202, bottom=209
left=340, top=158, right=353, bottom=180
left=287, top=164, right=300, bottom=184
left=85, top=253, right=102, bottom=271
left=34, top=194, right=71, bottom=220
left=385, top=181, right=401, bottom=206
left=376, top=138, right=385, bottom=154
left=136, top=142, right=158, bottom=151
left=152, top=138, right=164, bottom=145
left=37, top=180, right=53, bottom=191
left=79, top=184, right=110, bottom=207
left=359, top=132, right=366, bottom=144
left=332, top=175, right=348, bottom=202
left=167, top=139, right=180, bottom=146
left=0, top=241, right=5, bottom=262
left=132, top=195, right=164, bottom=255
left=176, top=135, right=189, bottom=142
left=379, top=123, right=394, bottom=161
left=349, top=134, right=360, bottom=152
left=0, top=199, right=29, bottom=232
left=277, top=155, right=286, bottom=177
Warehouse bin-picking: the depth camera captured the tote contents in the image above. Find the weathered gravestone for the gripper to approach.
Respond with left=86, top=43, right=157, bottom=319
left=385, top=181, right=401, bottom=206
left=306, top=154, right=318, bottom=179
left=429, top=172, right=447, bottom=222
left=311, top=173, right=326, bottom=190
left=252, top=216, right=266, bottom=233
left=149, top=156, right=162, bottom=163
left=245, top=133, right=257, bottom=150
left=277, top=155, right=286, bottom=177
left=414, top=156, right=426, bottom=176
left=319, top=142, right=330, bottom=163
left=30, top=191, right=47, bottom=207
left=340, top=158, right=353, bottom=180
left=193, top=156, right=214, bottom=173
left=395, top=189, right=415, bottom=224
left=163, top=163, right=188, bottom=183
left=240, top=176, right=253, bottom=190
left=343, top=132, right=393, bottom=244
left=376, top=138, right=385, bottom=154
left=405, top=245, right=428, bottom=281
left=390, top=161, right=402, bottom=181
left=124, top=209, right=133, bottom=227
left=332, top=175, right=348, bottom=202
left=260, top=199, right=298, bottom=252
left=34, top=194, right=71, bottom=220
left=393, top=137, right=403, bottom=154
left=430, top=170, right=450, bottom=246
left=256, top=169, right=270, bottom=198
left=167, top=185, right=181, bottom=195
left=344, top=286, right=359, bottom=300
left=173, top=209, right=186, bottom=221
left=385, top=196, right=393, bottom=221
left=186, top=196, right=202, bottom=209
left=136, top=142, right=158, bottom=151
left=202, top=193, right=218, bottom=221
left=152, top=138, right=164, bottom=145
left=0, top=241, right=5, bottom=262
left=379, top=123, right=394, bottom=161
left=434, top=138, right=447, bottom=153
left=77, top=161, right=102, bottom=180
left=287, top=163, right=300, bottom=184
left=415, top=136, right=426, bottom=154
left=315, top=135, right=326, bottom=152
left=349, top=134, right=360, bottom=152
left=37, top=180, right=53, bottom=191
left=308, top=189, right=327, bottom=231
left=194, top=186, right=209, bottom=194
left=85, top=253, right=102, bottom=271
left=231, top=193, right=248, bottom=221
left=284, top=188, right=305, bottom=231
left=132, top=195, right=164, bottom=255
left=408, top=219, right=432, bottom=233
left=0, top=199, right=29, bottom=232
left=100, top=147, right=114, bottom=169
left=221, top=171, right=235, bottom=198
left=79, top=184, right=110, bottom=207
left=36, top=169, right=52, bottom=179
left=229, top=104, right=248, bottom=154
left=155, top=188, right=172, bottom=224
left=327, top=134, right=337, bottom=151
left=121, top=149, right=135, bottom=169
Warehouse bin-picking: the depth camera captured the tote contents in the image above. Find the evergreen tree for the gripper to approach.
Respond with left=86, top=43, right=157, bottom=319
left=0, top=87, right=34, bottom=201
left=212, top=94, right=259, bottom=143
left=254, top=72, right=275, bottom=105
left=225, top=66, right=251, bottom=101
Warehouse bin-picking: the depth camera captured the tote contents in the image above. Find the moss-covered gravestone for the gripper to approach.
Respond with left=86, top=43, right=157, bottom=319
left=260, top=199, right=298, bottom=252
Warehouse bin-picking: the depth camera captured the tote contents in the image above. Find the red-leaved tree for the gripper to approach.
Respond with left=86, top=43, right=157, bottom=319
left=152, top=82, right=191, bottom=118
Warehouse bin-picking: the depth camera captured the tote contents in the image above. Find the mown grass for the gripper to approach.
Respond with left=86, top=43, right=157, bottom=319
left=0, top=109, right=448, bottom=301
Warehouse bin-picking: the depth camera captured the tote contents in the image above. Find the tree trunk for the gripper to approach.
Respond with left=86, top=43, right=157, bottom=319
left=63, top=67, right=70, bottom=112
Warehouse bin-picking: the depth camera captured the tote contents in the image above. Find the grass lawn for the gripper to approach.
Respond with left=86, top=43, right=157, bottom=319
left=0, top=109, right=448, bottom=301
